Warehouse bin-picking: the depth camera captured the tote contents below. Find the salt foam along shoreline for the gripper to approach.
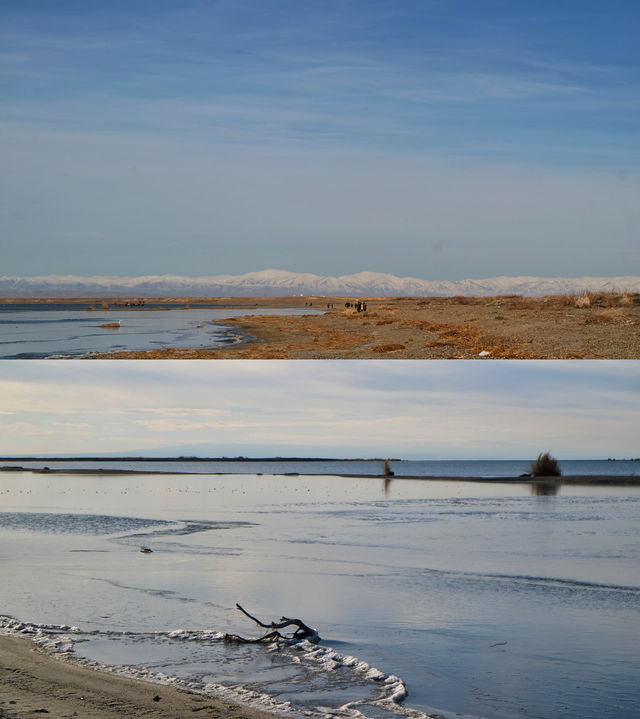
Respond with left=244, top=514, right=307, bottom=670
left=0, top=616, right=434, bottom=719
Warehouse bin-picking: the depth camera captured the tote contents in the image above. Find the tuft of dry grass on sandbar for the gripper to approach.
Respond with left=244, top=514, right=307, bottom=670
left=530, top=452, right=562, bottom=477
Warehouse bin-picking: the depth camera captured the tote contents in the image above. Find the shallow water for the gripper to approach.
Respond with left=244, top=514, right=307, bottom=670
left=0, top=305, right=321, bottom=358
left=3, top=457, right=639, bottom=477
left=1, top=471, right=639, bottom=719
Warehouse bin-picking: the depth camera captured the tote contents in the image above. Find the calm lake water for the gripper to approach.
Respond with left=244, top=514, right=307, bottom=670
left=0, top=304, right=321, bottom=358
left=1, top=470, right=638, bottom=719
left=3, top=457, right=639, bottom=477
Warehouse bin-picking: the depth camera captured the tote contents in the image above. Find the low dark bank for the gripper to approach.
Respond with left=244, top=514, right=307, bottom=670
left=1, top=465, right=638, bottom=485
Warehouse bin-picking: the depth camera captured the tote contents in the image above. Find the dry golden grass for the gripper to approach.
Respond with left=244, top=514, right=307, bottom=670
left=423, top=323, right=538, bottom=358
left=372, top=343, right=406, bottom=353
left=450, top=296, right=477, bottom=305
left=584, top=315, right=615, bottom=325
left=506, top=298, right=540, bottom=310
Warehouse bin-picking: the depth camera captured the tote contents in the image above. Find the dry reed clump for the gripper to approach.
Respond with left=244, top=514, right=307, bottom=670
left=600, top=291, right=630, bottom=307
left=372, top=343, right=406, bottom=353
left=574, top=292, right=592, bottom=308
left=100, top=302, right=109, bottom=311
left=573, top=290, right=634, bottom=309
left=530, top=452, right=561, bottom=477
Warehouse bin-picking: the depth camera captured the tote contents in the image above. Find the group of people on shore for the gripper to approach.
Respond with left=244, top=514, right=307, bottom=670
left=345, top=300, right=367, bottom=312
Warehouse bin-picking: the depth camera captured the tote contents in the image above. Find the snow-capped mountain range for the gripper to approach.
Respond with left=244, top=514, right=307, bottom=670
left=1, top=270, right=639, bottom=298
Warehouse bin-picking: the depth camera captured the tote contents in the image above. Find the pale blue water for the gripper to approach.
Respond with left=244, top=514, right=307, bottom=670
left=0, top=304, right=321, bottom=358
left=1, top=470, right=639, bottom=719
left=3, top=457, right=639, bottom=477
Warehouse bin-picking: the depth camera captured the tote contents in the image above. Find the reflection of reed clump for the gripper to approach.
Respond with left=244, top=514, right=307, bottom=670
left=530, top=452, right=561, bottom=477
left=531, top=481, right=559, bottom=496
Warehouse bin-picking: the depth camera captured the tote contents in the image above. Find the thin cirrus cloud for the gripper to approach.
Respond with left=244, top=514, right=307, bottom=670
left=0, top=361, right=638, bottom=458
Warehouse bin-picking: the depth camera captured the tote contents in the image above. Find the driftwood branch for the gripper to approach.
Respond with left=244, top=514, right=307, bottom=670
left=224, top=603, right=320, bottom=645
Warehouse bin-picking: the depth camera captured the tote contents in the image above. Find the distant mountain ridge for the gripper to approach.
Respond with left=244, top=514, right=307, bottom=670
left=1, top=270, right=639, bottom=298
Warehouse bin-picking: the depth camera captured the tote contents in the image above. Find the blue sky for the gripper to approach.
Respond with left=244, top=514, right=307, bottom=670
left=0, top=361, right=638, bottom=458
left=2, top=1, right=639, bottom=278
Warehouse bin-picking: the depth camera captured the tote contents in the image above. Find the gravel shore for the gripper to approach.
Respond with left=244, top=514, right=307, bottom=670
left=89, top=293, right=640, bottom=359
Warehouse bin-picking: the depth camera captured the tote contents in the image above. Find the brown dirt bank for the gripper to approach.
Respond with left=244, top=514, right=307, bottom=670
left=0, top=635, right=274, bottom=719
left=93, top=293, right=640, bottom=359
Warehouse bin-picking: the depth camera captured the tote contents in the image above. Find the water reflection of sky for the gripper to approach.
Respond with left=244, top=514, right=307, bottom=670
left=0, top=306, right=321, bottom=358
left=1, top=471, right=639, bottom=719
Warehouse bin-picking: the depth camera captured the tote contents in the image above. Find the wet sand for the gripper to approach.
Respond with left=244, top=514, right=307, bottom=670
left=80, top=293, right=640, bottom=359
left=0, top=635, right=273, bottom=719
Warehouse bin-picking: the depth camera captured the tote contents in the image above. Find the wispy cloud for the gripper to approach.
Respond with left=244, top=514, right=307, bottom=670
left=0, top=361, right=638, bottom=459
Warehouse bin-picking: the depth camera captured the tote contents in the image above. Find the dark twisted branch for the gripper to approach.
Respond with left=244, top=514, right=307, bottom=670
left=224, top=603, right=320, bottom=645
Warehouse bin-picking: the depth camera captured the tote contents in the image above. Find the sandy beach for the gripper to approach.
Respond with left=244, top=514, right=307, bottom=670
left=77, top=293, right=640, bottom=359
left=0, top=635, right=273, bottom=719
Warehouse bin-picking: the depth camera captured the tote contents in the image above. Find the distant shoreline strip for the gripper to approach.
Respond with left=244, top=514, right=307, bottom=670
left=1, top=465, right=638, bottom=485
